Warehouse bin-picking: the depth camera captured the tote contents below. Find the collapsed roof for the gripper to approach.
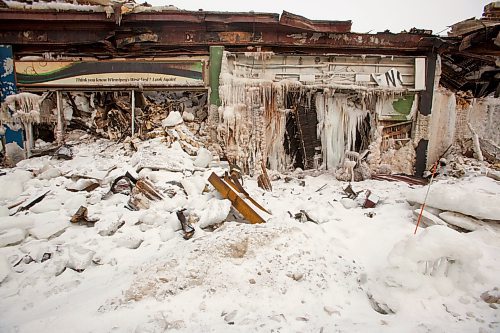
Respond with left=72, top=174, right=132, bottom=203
left=441, top=2, right=500, bottom=97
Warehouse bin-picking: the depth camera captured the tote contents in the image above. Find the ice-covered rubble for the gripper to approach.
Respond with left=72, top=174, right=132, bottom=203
left=0, top=133, right=498, bottom=332
left=406, top=176, right=500, bottom=220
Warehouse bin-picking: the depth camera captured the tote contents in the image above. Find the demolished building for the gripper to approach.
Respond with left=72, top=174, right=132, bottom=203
left=0, top=0, right=498, bottom=177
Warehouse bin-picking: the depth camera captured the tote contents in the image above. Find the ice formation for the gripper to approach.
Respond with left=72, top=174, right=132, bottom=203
left=315, top=93, right=367, bottom=169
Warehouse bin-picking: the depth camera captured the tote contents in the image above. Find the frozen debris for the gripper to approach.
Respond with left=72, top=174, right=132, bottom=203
left=66, top=178, right=100, bottom=192
left=106, top=173, right=135, bottom=196
left=343, top=184, right=361, bottom=200
left=438, top=211, right=486, bottom=232
left=208, top=172, right=270, bottom=224
left=371, top=174, right=428, bottom=186
left=70, top=206, right=99, bottom=226
left=367, top=292, right=395, bottom=315
left=362, top=190, right=380, bottom=209
left=13, top=190, right=50, bottom=214
left=198, top=198, right=232, bottom=229
left=290, top=210, right=318, bottom=224
left=53, top=144, right=73, bottom=160
left=478, top=138, right=500, bottom=165
left=406, top=181, right=500, bottom=220
left=0, top=228, right=26, bottom=247
left=257, top=162, right=272, bottom=191
left=105, top=172, right=164, bottom=210
left=129, top=179, right=164, bottom=210
left=162, top=111, right=183, bottom=127
left=193, top=147, right=212, bottom=168
left=66, top=245, right=95, bottom=272
left=481, top=288, right=500, bottom=304
left=0, top=255, right=10, bottom=283
left=413, top=209, right=447, bottom=227
left=29, top=220, right=69, bottom=240
left=176, top=210, right=195, bottom=240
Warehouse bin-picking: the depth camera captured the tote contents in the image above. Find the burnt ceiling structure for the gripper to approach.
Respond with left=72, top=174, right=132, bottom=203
left=441, top=2, right=500, bottom=97
left=0, top=0, right=444, bottom=58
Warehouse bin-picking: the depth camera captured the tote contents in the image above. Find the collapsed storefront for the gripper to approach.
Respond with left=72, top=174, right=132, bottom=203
left=0, top=1, right=498, bottom=178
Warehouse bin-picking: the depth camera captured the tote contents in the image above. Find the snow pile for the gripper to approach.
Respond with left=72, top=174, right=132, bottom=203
left=0, top=133, right=498, bottom=332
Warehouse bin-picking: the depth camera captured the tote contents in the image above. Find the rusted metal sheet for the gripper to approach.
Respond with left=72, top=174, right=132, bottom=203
left=279, top=11, right=351, bottom=33
left=208, top=172, right=269, bottom=224
left=0, top=9, right=442, bottom=54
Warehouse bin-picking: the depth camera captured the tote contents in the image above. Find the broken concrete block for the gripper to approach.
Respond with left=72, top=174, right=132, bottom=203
left=439, top=211, right=485, bottom=231
left=193, top=147, right=212, bottom=168
left=66, top=245, right=95, bottom=272
left=116, top=235, right=143, bottom=249
left=29, top=221, right=68, bottom=240
left=413, top=209, right=447, bottom=227
left=0, top=255, right=10, bottom=283
left=0, top=228, right=26, bottom=247
left=199, top=198, right=231, bottom=228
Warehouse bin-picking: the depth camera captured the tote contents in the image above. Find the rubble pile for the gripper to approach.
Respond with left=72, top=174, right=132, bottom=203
left=0, top=130, right=498, bottom=332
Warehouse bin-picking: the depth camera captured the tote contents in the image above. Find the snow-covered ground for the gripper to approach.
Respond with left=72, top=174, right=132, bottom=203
left=0, top=134, right=499, bottom=332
